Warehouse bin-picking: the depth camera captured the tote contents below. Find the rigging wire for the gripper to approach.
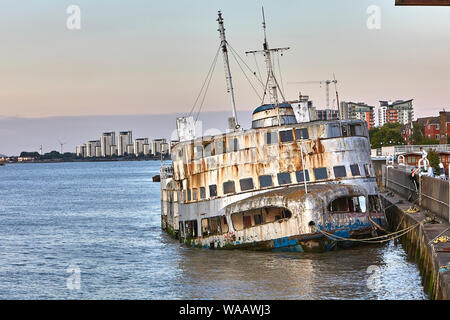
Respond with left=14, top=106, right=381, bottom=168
left=261, top=75, right=270, bottom=105
left=252, top=53, right=263, bottom=84
left=228, top=45, right=262, bottom=101
left=188, top=44, right=222, bottom=118
left=194, top=45, right=220, bottom=122
left=227, top=43, right=265, bottom=89
left=276, top=51, right=285, bottom=98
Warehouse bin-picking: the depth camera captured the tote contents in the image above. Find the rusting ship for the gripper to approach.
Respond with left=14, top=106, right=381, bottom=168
left=159, top=10, right=387, bottom=252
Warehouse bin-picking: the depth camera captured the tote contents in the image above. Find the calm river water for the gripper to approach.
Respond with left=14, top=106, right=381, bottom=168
left=0, top=161, right=428, bottom=299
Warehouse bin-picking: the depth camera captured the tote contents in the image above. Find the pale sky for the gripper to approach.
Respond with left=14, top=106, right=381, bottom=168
left=1, top=1, right=450, bottom=155
left=1, top=0, right=449, bottom=119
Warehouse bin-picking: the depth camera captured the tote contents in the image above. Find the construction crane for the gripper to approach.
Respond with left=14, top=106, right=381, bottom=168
left=287, top=79, right=337, bottom=109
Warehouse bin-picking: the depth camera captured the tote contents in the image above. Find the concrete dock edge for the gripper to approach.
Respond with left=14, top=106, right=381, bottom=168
left=381, top=190, right=450, bottom=300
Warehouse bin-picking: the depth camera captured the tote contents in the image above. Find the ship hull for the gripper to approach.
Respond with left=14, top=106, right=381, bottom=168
left=177, top=222, right=386, bottom=253
left=166, top=184, right=387, bottom=253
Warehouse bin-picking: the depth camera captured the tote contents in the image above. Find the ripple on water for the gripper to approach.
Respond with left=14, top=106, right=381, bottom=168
left=0, top=161, right=428, bottom=299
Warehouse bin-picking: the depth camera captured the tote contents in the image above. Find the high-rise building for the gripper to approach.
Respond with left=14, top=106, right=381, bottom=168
left=110, top=145, right=117, bottom=156
left=378, top=99, right=413, bottom=126
left=134, top=138, right=149, bottom=156
left=340, top=102, right=375, bottom=129
left=76, top=145, right=86, bottom=157
left=143, top=144, right=150, bottom=155
left=151, top=138, right=167, bottom=155
left=127, top=144, right=134, bottom=155
left=101, top=132, right=116, bottom=157
left=86, top=140, right=100, bottom=157
left=118, top=131, right=132, bottom=156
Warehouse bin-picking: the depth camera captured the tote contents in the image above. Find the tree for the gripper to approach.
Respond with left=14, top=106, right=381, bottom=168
left=19, top=151, right=40, bottom=158
left=427, top=149, right=440, bottom=174
left=410, top=122, right=425, bottom=145
left=368, top=127, right=379, bottom=141
left=370, top=123, right=405, bottom=149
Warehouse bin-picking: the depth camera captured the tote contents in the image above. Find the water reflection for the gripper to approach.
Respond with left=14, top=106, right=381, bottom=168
left=175, top=241, right=428, bottom=300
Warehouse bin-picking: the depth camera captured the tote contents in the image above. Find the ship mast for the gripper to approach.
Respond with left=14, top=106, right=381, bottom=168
left=217, top=11, right=239, bottom=130
left=246, top=7, right=289, bottom=125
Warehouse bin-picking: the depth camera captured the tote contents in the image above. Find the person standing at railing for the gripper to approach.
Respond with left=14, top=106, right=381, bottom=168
left=420, top=147, right=428, bottom=160
left=427, top=165, right=434, bottom=177
left=439, top=162, right=446, bottom=179
left=410, top=167, right=420, bottom=191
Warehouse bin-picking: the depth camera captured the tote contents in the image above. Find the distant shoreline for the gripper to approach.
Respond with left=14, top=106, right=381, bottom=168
left=1, top=158, right=167, bottom=164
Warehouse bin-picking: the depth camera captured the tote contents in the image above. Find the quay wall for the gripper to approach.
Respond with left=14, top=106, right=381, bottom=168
left=381, top=165, right=450, bottom=300
left=382, top=165, right=449, bottom=223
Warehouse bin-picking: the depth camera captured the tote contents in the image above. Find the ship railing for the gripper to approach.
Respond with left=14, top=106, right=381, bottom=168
left=394, top=144, right=450, bottom=154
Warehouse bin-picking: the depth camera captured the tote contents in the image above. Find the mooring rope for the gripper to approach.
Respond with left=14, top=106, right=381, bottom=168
left=316, top=220, right=424, bottom=244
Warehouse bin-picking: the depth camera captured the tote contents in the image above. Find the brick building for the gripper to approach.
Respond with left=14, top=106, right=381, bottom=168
left=401, top=111, right=450, bottom=145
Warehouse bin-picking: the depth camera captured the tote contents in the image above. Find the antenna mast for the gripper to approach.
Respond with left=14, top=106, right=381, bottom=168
left=245, top=7, right=289, bottom=125
left=217, top=11, right=239, bottom=130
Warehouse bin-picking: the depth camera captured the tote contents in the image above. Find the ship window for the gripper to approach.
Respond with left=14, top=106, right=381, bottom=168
left=243, top=215, right=252, bottom=228
left=227, top=138, right=239, bottom=152
left=327, top=124, right=341, bottom=138
left=239, top=178, right=254, bottom=191
left=341, top=125, right=349, bottom=137
left=282, top=208, right=292, bottom=219
left=328, top=196, right=367, bottom=213
left=209, top=184, right=217, bottom=197
left=279, top=130, right=294, bottom=143
left=254, top=214, right=263, bottom=225
left=223, top=181, right=236, bottom=194
left=333, top=166, right=347, bottom=178
left=280, top=115, right=297, bottom=125
left=349, top=124, right=363, bottom=136
left=185, top=220, right=198, bottom=238
left=187, top=189, right=192, bottom=201
left=201, top=218, right=208, bottom=235
left=204, top=142, right=215, bottom=157
left=368, top=195, right=381, bottom=212
left=193, top=145, right=203, bottom=160
left=202, top=217, right=222, bottom=236
left=215, top=140, right=226, bottom=154
left=277, top=172, right=291, bottom=185
left=295, top=128, right=309, bottom=140
left=364, top=164, right=371, bottom=177
left=199, top=187, right=206, bottom=199
left=328, top=197, right=349, bottom=212
left=177, top=149, right=183, bottom=160
left=350, top=164, right=361, bottom=176
left=296, top=170, right=310, bottom=182
left=192, top=188, right=198, bottom=201
left=314, top=167, right=328, bottom=180
left=259, top=175, right=273, bottom=188
left=357, top=196, right=367, bottom=213
left=231, top=207, right=291, bottom=231
left=265, top=132, right=278, bottom=145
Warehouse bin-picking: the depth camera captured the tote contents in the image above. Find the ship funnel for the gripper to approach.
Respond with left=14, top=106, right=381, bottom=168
left=251, top=103, right=297, bottom=129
